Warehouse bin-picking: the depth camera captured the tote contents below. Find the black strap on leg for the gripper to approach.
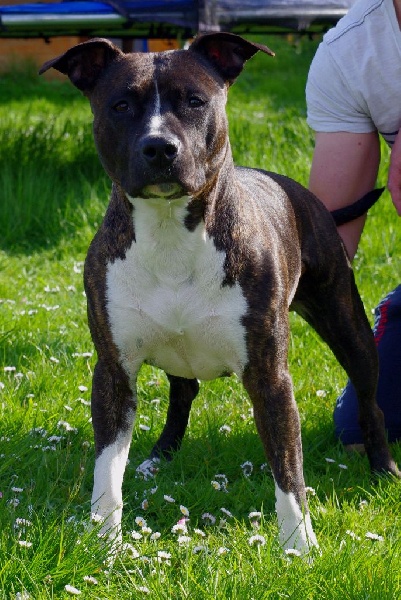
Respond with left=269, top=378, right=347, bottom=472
left=331, top=187, right=385, bottom=226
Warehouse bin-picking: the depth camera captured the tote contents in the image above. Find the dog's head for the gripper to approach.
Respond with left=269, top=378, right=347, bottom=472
left=40, top=33, right=274, bottom=200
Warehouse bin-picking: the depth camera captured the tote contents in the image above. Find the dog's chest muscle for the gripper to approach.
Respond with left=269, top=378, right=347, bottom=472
left=105, top=200, right=248, bottom=380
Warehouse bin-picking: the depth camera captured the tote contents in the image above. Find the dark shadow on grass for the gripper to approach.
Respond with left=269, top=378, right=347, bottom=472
left=0, top=147, right=108, bottom=254
left=0, top=62, right=84, bottom=107
left=0, top=65, right=106, bottom=254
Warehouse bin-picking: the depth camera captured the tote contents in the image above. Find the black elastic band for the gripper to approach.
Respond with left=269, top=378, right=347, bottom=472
left=331, top=187, right=385, bottom=226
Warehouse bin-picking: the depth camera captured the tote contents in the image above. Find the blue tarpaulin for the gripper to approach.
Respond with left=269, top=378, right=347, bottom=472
left=0, top=0, right=358, bottom=38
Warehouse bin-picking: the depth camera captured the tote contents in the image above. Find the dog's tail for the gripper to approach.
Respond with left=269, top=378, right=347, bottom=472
left=330, top=187, right=384, bottom=226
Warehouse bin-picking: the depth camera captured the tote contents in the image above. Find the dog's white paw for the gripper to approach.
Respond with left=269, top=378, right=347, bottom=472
left=136, top=457, right=160, bottom=480
left=280, top=517, right=319, bottom=559
left=275, top=485, right=319, bottom=558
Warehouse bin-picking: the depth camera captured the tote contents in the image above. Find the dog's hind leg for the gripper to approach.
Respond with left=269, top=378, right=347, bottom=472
left=149, top=375, right=199, bottom=461
left=137, top=375, right=199, bottom=478
left=294, top=273, right=400, bottom=478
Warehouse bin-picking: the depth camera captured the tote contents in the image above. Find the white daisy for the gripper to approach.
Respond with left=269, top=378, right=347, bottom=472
left=248, top=534, right=266, bottom=547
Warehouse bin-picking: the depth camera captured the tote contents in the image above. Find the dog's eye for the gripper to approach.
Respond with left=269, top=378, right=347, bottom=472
left=113, top=101, right=130, bottom=113
left=188, top=95, right=205, bottom=108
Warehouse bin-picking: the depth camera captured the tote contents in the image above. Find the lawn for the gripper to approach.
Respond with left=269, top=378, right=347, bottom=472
left=0, top=35, right=400, bottom=598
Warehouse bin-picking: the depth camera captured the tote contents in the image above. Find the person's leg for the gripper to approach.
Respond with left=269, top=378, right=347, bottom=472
left=334, top=285, right=401, bottom=445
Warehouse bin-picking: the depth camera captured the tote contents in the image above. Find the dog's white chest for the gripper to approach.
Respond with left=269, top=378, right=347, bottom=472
left=106, top=197, right=248, bottom=380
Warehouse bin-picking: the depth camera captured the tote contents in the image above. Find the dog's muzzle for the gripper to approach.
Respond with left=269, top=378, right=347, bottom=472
left=139, top=135, right=181, bottom=170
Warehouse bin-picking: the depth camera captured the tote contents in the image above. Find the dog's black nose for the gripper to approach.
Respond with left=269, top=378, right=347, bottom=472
left=140, top=136, right=180, bottom=168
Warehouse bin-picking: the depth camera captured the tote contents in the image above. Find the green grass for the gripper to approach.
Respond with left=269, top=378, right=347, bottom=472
left=0, top=36, right=400, bottom=598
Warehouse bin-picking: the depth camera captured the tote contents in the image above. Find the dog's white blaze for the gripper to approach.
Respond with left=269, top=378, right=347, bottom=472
left=148, top=81, right=162, bottom=133
left=91, top=410, right=135, bottom=541
left=275, top=482, right=318, bottom=553
left=106, top=195, right=248, bottom=381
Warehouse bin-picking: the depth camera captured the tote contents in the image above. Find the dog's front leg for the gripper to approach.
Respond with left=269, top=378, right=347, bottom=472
left=243, top=363, right=318, bottom=554
left=90, top=359, right=136, bottom=546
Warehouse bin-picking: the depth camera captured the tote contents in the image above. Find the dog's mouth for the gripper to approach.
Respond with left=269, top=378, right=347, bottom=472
left=140, top=183, right=185, bottom=199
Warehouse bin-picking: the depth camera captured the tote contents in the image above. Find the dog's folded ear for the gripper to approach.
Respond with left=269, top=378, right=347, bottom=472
left=39, top=38, right=122, bottom=93
left=190, top=32, right=274, bottom=85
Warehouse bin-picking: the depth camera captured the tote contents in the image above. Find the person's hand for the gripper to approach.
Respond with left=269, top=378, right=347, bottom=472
left=387, top=129, right=401, bottom=215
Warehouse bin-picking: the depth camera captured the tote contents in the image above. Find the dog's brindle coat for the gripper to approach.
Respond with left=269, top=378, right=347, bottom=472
left=40, top=33, right=399, bottom=554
